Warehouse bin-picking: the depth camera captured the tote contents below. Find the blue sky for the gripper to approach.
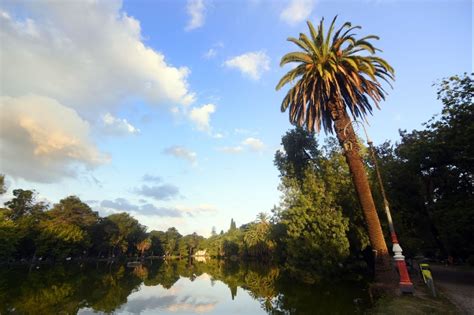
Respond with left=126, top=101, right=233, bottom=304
left=0, top=0, right=471, bottom=236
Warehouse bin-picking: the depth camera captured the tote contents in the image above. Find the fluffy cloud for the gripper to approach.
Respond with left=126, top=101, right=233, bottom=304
left=175, top=204, right=217, bottom=216
left=100, top=198, right=181, bottom=217
left=135, top=184, right=180, bottom=201
left=99, top=198, right=217, bottom=218
left=142, top=174, right=163, bottom=183
left=185, top=0, right=206, bottom=31
left=163, top=146, right=197, bottom=164
left=217, top=137, right=265, bottom=154
left=280, top=0, right=316, bottom=25
left=242, top=137, right=265, bottom=152
left=223, top=51, right=270, bottom=80
left=189, top=104, right=216, bottom=132
left=102, top=113, right=140, bottom=135
left=0, top=95, right=108, bottom=182
left=0, top=1, right=195, bottom=116
left=203, top=48, right=217, bottom=59
left=218, top=146, right=243, bottom=154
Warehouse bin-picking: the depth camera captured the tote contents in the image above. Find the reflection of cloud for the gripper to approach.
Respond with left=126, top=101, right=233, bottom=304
left=167, top=302, right=215, bottom=313
left=122, top=292, right=216, bottom=314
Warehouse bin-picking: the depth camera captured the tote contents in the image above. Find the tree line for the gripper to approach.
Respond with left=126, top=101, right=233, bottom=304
left=1, top=73, right=472, bottom=280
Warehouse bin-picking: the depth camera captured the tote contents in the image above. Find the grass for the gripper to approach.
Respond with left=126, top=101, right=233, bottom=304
left=367, top=281, right=460, bottom=315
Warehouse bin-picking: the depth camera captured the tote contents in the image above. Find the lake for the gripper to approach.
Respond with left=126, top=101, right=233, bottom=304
left=0, top=259, right=371, bottom=314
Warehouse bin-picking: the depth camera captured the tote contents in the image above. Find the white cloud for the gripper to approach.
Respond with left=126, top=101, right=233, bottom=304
left=203, top=48, right=217, bottom=59
left=213, top=133, right=224, bottom=139
left=175, top=204, right=217, bottom=216
left=280, top=0, right=316, bottom=26
left=0, top=1, right=195, bottom=117
left=102, top=113, right=140, bottom=135
left=217, top=137, right=265, bottom=154
left=223, top=51, right=270, bottom=80
left=218, top=146, right=243, bottom=154
left=163, top=146, right=197, bottom=164
left=242, top=137, right=265, bottom=152
left=185, top=0, right=206, bottom=31
left=189, top=103, right=216, bottom=132
left=0, top=95, right=109, bottom=183
left=203, top=42, right=224, bottom=59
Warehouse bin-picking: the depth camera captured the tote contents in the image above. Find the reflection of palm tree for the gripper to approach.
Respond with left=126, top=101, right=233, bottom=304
left=276, top=17, right=394, bottom=279
left=243, top=267, right=280, bottom=313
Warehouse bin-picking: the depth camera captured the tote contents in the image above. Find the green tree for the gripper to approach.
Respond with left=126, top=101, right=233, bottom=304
left=163, top=227, right=182, bottom=257
left=4, top=189, right=47, bottom=259
left=244, top=213, right=275, bottom=259
left=39, top=196, right=99, bottom=258
left=136, top=238, right=152, bottom=258
left=274, top=127, right=320, bottom=183
left=377, top=73, right=474, bottom=258
left=107, top=213, right=146, bottom=257
left=276, top=16, right=394, bottom=277
left=278, top=168, right=350, bottom=281
left=0, top=174, right=6, bottom=195
left=229, top=218, right=237, bottom=231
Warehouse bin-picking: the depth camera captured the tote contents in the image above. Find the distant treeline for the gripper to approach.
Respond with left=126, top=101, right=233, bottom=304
left=1, top=73, right=472, bottom=279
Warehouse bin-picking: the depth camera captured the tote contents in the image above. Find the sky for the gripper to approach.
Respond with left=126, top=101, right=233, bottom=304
left=0, top=0, right=471, bottom=237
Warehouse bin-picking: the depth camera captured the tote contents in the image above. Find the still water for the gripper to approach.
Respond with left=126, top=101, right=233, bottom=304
left=0, top=259, right=371, bottom=314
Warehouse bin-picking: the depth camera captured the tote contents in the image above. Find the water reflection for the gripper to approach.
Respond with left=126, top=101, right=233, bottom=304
left=0, top=260, right=370, bottom=314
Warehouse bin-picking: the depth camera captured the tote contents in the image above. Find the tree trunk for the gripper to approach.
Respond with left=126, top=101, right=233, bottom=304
left=330, top=103, right=393, bottom=284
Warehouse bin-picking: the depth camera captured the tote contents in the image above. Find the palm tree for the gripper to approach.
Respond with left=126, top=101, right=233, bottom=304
left=276, top=16, right=395, bottom=280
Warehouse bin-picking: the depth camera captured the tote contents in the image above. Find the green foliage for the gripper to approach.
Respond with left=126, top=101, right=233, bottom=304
left=278, top=168, right=350, bottom=280
left=107, top=212, right=147, bottom=256
left=374, top=73, right=473, bottom=258
left=276, top=16, right=394, bottom=133
left=274, top=127, right=320, bottom=182
left=0, top=174, right=6, bottom=195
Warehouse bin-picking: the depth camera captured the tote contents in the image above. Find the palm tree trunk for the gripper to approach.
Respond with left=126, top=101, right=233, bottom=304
left=330, top=103, right=393, bottom=283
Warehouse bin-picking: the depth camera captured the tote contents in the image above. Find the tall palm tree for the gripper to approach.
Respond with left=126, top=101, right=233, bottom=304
left=276, top=16, right=395, bottom=280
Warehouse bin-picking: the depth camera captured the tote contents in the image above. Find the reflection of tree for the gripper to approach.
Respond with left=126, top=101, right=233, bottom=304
left=143, top=261, right=180, bottom=289
left=243, top=267, right=280, bottom=312
left=0, top=259, right=370, bottom=314
left=133, top=265, right=149, bottom=280
left=0, top=263, right=142, bottom=315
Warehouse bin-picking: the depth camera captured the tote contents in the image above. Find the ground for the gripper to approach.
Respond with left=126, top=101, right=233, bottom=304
left=430, top=264, right=474, bottom=314
left=368, top=263, right=473, bottom=314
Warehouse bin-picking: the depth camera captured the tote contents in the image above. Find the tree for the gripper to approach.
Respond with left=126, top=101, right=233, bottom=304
left=278, top=168, right=350, bottom=281
left=4, top=189, right=47, bottom=259
left=163, top=227, right=182, bottom=257
left=376, top=73, right=474, bottom=259
left=274, top=127, right=320, bottom=182
left=5, top=189, right=43, bottom=220
left=229, top=218, right=237, bottom=231
left=136, top=238, right=152, bottom=258
left=276, top=17, right=394, bottom=278
left=0, top=174, right=6, bottom=195
left=107, top=213, right=146, bottom=257
left=39, top=196, right=99, bottom=258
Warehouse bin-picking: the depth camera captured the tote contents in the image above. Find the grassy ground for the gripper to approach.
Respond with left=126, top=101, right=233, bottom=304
left=368, top=282, right=460, bottom=314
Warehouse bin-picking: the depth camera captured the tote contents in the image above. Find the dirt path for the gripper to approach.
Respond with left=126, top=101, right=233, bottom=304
left=430, top=264, right=474, bottom=314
